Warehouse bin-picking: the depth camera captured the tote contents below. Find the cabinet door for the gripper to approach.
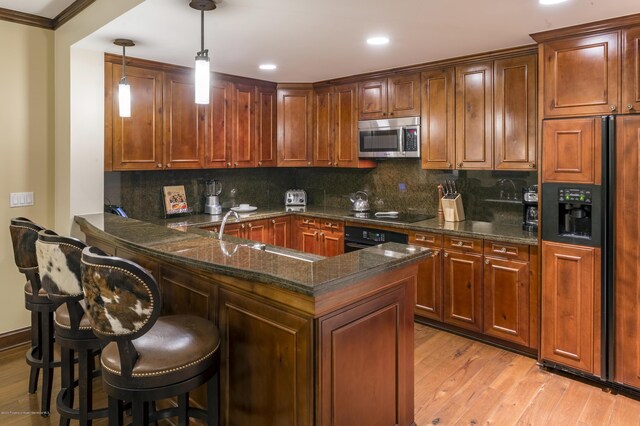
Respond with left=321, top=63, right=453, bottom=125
left=222, top=223, right=243, bottom=239
left=256, top=85, right=277, bottom=167
left=541, top=241, right=601, bottom=376
left=388, top=73, right=421, bottom=118
left=623, top=27, right=640, bottom=114
left=205, top=79, right=233, bottom=168
left=232, top=83, right=256, bottom=168
left=111, top=65, right=163, bottom=171
left=483, top=257, right=529, bottom=346
left=334, top=83, right=368, bottom=168
left=246, top=219, right=269, bottom=244
left=542, top=117, right=602, bottom=184
left=415, top=249, right=443, bottom=321
left=542, top=32, right=619, bottom=117
left=320, top=230, right=344, bottom=257
left=270, top=216, right=291, bottom=248
left=615, top=115, right=640, bottom=388
left=163, top=71, right=205, bottom=169
left=455, top=63, right=493, bottom=169
left=299, top=228, right=319, bottom=255
left=443, top=250, right=483, bottom=332
left=313, top=87, right=333, bottom=167
left=358, top=79, right=387, bottom=120
left=420, top=69, right=455, bottom=170
left=277, top=88, right=313, bottom=167
left=494, top=55, right=537, bottom=170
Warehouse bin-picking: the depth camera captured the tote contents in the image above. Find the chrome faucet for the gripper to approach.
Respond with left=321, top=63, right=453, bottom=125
left=219, top=210, right=240, bottom=239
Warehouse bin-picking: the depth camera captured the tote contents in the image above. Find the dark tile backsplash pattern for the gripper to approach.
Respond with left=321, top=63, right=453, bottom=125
left=107, top=160, right=536, bottom=226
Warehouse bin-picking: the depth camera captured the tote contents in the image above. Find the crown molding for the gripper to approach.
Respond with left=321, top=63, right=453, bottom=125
left=0, top=0, right=95, bottom=30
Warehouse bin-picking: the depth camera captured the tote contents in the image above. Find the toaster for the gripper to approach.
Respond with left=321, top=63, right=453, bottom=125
left=285, top=189, right=307, bottom=206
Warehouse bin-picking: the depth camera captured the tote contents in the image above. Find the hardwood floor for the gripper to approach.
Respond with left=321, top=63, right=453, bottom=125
left=2, top=324, right=640, bottom=425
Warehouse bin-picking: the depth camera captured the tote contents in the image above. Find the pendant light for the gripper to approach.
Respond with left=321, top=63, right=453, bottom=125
left=190, top=0, right=216, bottom=104
left=113, top=39, right=135, bottom=117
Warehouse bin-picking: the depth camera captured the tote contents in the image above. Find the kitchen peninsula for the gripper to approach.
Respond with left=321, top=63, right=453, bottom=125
left=76, top=213, right=430, bottom=426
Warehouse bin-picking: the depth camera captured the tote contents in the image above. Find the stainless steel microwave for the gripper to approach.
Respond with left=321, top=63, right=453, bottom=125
left=357, top=117, right=420, bottom=159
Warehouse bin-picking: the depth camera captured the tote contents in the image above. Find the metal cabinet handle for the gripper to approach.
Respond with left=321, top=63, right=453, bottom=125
left=628, top=104, right=634, bottom=110
left=433, top=250, right=440, bottom=257
left=156, top=163, right=162, bottom=168
left=166, top=163, right=172, bottom=168
left=610, top=105, right=617, bottom=111
left=226, top=162, right=231, bottom=167
left=529, top=163, right=535, bottom=168
left=234, top=162, right=238, bottom=167
left=271, top=219, right=276, bottom=224
left=444, top=252, right=449, bottom=257
left=247, top=223, right=252, bottom=228
left=457, top=163, right=463, bottom=167
left=258, top=161, right=263, bottom=166
left=307, top=161, right=311, bottom=166
left=485, top=259, right=490, bottom=265
left=498, top=247, right=507, bottom=253
left=446, top=163, right=451, bottom=168
left=241, top=224, right=245, bottom=229
left=455, top=241, right=464, bottom=247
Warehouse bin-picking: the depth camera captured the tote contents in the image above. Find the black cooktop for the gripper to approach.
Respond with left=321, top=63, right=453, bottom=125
left=347, top=211, right=434, bottom=224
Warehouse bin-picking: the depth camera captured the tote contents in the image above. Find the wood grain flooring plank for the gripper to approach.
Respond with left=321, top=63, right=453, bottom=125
left=515, top=374, right=569, bottom=425
left=607, top=395, right=640, bottom=426
left=576, top=388, right=616, bottom=425
left=542, top=379, right=593, bottom=425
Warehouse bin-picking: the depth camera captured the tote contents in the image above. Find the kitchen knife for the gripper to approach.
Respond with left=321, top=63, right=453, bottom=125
left=452, top=180, right=457, bottom=195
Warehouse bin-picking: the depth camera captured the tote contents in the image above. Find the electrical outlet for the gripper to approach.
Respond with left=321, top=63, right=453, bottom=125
left=10, top=192, right=34, bottom=207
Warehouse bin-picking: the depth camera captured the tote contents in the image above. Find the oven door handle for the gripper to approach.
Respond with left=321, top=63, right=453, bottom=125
left=345, top=242, right=374, bottom=250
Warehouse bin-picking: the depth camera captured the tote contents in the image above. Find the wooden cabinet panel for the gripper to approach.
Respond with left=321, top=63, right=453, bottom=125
left=358, top=79, right=387, bottom=120
left=494, top=55, right=537, bottom=170
left=615, top=115, right=640, bottom=388
left=163, top=71, right=204, bottom=169
left=219, top=289, right=312, bottom=425
left=246, top=219, right=269, bottom=244
left=483, top=240, right=529, bottom=261
left=318, top=284, right=413, bottom=426
left=388, top=73, right=421, bottom=118
left=623, top=27, right=640, bottom=114
left=541, top=241, right=601, bottom=376
left=313, top=87, right=333, bottom=167
left=333, top=83, right=362, bottom=168
left=269, top=216, right=291, bottom=249
left=542, top=117, right=602, bottom=184
left=542, top=32, right=619, bottom=117
left=205, top=79, right=233, bottom=168
left=232, top=83, right=256, bottom=168
left=444, top=235, right=483, bottom=254
left=415, top=249, right=443, bottom=321
left=111, top=65, right=164, bottom=170
left=256, top=86, right=277, bottom=167
left=421, top=69, right=455, bottom=170
left=320, top=230, right=344, bottom=257
left=277, top=88, right=313, bottom=167
left=483, top=257, right=529, bottom=346
left=221, top=222, right=242, bottom=239
left=410, top=231, right=443, bottom=248
left=455, top=63, right=493, bottom=169
left=443, top=250, right=483, bottom=332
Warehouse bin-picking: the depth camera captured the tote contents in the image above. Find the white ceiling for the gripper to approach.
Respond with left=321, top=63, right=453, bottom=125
left=75, top=0, right=640, bottom=82
left=0, top=0, right=76, bottom=19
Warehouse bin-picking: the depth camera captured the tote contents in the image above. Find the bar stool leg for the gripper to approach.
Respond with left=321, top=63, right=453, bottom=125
left=177, top=393, right=189, bottom=426
left=108, top=396, right=123, bottom=426
left=132, top=397, right=149, bottom=426
left=78, top=347, right=93, bottom=426
left=58, top=346, right=74, bottom=426
left=40, top=311, right=54, bottom=417
left=207, top=372, right=219, bottom=426
left=28, top=310, right=42, bottom=394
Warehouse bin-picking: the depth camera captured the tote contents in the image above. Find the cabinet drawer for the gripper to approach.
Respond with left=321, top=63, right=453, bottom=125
left=320, top=219, right=343, bottom=232
left=444, top=235, right=482, bottom=254
left=484, top=240, right=529, bottom=261
left=409, top=231, right=443, bottom=248
left=298, top=217, right=319, bottom=228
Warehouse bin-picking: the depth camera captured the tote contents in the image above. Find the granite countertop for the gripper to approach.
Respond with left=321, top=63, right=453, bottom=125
left=75, top=214, right=431, bottom=297
left=155, top=206, right=538, bottom=246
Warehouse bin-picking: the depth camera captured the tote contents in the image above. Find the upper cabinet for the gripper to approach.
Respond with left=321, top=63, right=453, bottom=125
left=358, top=73, right=420, bottom=120
left=256, top=85, right=278, bottom=167
left=204, top=79, right=233, bottom=168
left=421, top=52, right=537, bottom=171
left=277, top=86, right=313, bottom=167
left=532, top=17, right=640, bottom=118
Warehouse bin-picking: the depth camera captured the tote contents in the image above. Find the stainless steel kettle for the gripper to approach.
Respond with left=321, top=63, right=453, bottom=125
left=350, top=191, right=370, bottom=212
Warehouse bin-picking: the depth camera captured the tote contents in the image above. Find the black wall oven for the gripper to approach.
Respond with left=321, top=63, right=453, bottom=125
left=344, top=225, right=408, bottom=252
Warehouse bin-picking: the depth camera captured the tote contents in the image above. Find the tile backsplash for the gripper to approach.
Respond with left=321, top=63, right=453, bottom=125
left=106, top=160, right=536, bottom=226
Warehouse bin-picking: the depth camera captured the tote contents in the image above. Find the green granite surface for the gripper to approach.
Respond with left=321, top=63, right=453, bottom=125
left=76, top=214, right=431, bottom=296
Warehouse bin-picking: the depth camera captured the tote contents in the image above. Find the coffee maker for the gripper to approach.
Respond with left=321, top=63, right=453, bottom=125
left=522, top=185, right=538, bottom=232
left=204, top=180, right=222, bottom=215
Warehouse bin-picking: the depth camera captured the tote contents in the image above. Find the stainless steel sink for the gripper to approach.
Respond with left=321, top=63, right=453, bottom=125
left=242, top=243, right=317, bottom=262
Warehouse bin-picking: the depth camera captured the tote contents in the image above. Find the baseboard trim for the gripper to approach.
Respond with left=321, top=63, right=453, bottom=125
left=0, top=327, right=30, bottom=352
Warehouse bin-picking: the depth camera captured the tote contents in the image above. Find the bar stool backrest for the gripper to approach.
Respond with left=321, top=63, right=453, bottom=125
left=10, top=217, right=45, bottom=274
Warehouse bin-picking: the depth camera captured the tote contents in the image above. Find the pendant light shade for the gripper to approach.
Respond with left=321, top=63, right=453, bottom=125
left=190, top=0, right=216, bottom=104
left=113, top=39, right=135, bottom=118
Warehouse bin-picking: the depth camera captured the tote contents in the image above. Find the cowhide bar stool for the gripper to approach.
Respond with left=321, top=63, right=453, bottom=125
left=80, top=246, right=220, bottom=426
left=9, top=217, right=59, bottom=416
left=35, top=230, right=109, bottom=425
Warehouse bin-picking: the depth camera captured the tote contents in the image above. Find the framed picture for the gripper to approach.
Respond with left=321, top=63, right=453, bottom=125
left=163, top=185, right=189, bottom=215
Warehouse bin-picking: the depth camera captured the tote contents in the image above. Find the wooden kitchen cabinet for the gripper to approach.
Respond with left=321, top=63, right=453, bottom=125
left=293, top=217, right=344, bottom=257
left=256, top=85, right=278, bottom=167
left=455, top=62, right=493, bottom=170
left=277, top=86, right=313, bottom=167
left=493, top=55, right=537, bottom=170
left=231, top=83, right=256, bottom=168
left=204, top=79, right=233, bottom=168
left=623, top=27, right=640, bottom=114
left=204, top=218, right=270, bottom=244
left=106, top=62, right=164, bottom=171
left=269, top=216, right=291, bottom=248
left=420, top=68, right=455, bottom=170
left=313, top=86, right=332, bottom=167
left=163, top=71, right=205, bottom=169
left=443, top=248, right=484, bottom=333
left=541, top=241, right=601, bottom=376
left=409, top=231, right=444, bottom=321
left=542, top=117, right=602, bottom=184
left=358, top=73, right=420, bottom=120
left=537, top=31, right=619, bottom=117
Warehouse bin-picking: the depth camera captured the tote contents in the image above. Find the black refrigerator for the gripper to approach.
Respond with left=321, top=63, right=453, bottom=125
left=540, top=114, right=640, bottom=393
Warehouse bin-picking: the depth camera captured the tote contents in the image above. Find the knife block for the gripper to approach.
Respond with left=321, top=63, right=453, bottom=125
left=441, top=194, right=465, bottom=222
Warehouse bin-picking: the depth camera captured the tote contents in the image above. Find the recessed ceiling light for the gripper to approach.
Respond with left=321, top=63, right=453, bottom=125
left=367, top=36, right=389, bottom=46
left=539, top=0, right=569, bottom=5
left=259, top=64, right=277, bottom=70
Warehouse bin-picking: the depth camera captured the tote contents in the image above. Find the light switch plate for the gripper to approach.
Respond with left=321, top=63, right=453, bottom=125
left=10, top=192, right=34, bottom=207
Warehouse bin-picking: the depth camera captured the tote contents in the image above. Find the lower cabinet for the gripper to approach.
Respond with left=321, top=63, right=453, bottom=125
left=443, top=249, right=484, bottom=333
left=269, top=216, right=291, bottom=248
left=202, top=217, right=289, bottom=247
left=541, top=241, right=601, bottom=376
left=293, top=217, right=344, bottom=257
left=409, top=232, right=443, bottom=321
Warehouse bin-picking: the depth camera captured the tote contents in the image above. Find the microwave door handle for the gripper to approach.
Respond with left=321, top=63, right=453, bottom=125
left=399, top=128, right=405, bottom=156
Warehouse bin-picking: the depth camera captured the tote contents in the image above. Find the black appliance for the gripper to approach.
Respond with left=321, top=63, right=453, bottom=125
left=522, top=185, right=539, bottom=232
left=347, top=211, right=433, bottom=224
left=105, top=204, right=128, bottom=217
left=344, top=225, right=408, bottom=252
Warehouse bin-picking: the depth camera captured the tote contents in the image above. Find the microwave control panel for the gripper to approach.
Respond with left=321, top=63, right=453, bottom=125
left=404, top=128, right=418, bottom=152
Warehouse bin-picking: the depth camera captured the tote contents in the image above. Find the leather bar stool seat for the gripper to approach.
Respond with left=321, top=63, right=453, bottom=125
left=81, top=246, right=220, bottom=426
left=36, top=230, right=108, bottom=426
left=10, top=217, right=59, bottom=417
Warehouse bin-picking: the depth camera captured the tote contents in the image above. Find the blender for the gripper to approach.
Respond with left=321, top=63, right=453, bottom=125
left=204, top=180, right=222, bottom=215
